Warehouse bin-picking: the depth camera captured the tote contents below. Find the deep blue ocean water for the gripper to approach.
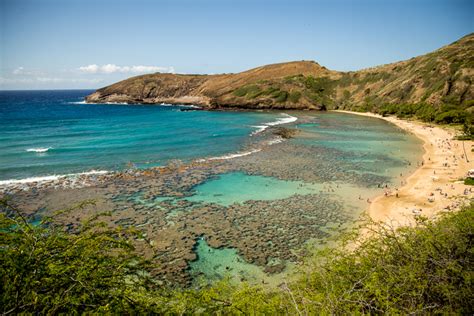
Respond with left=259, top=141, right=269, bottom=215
left=0, top=90, right=281, bottom=181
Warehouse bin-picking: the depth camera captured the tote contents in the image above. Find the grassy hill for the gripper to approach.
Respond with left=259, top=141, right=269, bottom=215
left=86, top=33, right=474, bottom=113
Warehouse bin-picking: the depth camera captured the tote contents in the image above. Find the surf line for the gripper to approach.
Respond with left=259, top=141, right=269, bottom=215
left=26, top=147, right=52, bottom=153
left=251, top=113, right=298, bottom=136
left=196, top=149, right=262, bottom=162
left=0, top=170, right=109, bottom=186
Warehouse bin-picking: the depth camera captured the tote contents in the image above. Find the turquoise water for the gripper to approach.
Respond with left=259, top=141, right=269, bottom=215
left=186, top=172, right=321, bottom=206
left=296, top=113, right=420, bottom=159
left=183, top=112, right=423, bottom=284
left=0, top=90, right=281, bottom=181
left=293, top=112, right=422, bottom=177
left=189, top=238, right=287, bottom=286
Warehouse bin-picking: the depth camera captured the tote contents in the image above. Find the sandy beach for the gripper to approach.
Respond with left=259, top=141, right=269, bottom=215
left=335, top=110, right=473, bottom=226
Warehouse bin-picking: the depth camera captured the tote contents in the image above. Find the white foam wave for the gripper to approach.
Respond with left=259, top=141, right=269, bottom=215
left=0, top=170, right=109, bottom=186
left=71, top=100, right=201, bottom=108
left=197, top=114, right=296, bottom=163
left=172, top=104, right=202, bottom=109
left=250, top=125, right=269, bottom=136
left=266, top=113, right=298, bottom=126
left=72, top=101, right=130, bottom=105
left=197, top=149, right=261, bottom=162
left=68, top=101, right=87, bottom=104
left=251, top=113, right=297, bottom=135
left=26, top=147, right=52, bottom=153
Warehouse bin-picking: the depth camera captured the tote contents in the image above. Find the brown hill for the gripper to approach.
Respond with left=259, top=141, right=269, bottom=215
left=86, top=33, right=474, bottom=111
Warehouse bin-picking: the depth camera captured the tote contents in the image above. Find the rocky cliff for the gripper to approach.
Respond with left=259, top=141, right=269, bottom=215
left=86, top=33, right=474, bottom=110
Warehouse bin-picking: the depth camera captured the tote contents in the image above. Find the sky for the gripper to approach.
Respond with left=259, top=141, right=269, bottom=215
left=0, top=0, right=472, bottom=90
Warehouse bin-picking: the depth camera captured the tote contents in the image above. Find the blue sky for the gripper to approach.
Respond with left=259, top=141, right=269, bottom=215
left=0, top=0, right=472, bottom=90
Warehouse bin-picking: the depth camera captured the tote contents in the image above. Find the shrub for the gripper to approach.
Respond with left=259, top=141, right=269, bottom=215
left=464, top=178, right=474, bottom=185
left=288, top=91, right=301, bottom=103
left=293, top=203, right=474, bottom=314
left=274, top=90, right=288, bottom=103
left=0, top=200, right=157, bottom=314
left=414, top=103, right=437, bottom=122
left=232, top=86, right=249, bottom=97
left=376, top=102, right=472, bottom=126
left=262, top=86, right=279, bottom=95
left=232, top=85, right=261, bottom=98
left=434, top=110, right=467, bottom=124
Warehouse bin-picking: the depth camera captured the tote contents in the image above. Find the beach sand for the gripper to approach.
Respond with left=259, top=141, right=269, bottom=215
left=335, top=110, right=473, bottom=226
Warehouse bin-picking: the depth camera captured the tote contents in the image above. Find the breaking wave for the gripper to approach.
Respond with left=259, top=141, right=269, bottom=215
left=251, top=113, right=297, bottom=136
left=26, top=147, right=52, bottom=153
left=197, top=149, right=262, bottom=162
left=0, top=170, right=109, bottom=186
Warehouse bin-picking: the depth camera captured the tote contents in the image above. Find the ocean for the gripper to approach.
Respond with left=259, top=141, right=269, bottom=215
left=0, top=90, right=284, bottom=182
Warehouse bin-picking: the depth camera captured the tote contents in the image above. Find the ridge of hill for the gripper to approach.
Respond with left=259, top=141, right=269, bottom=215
left=86, top=34, right=474, bottom=113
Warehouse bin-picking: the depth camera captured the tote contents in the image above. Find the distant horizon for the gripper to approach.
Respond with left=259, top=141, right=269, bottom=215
left=1, top=0, right=472, bottom=90
left=0, top=88, right=96, bottom=91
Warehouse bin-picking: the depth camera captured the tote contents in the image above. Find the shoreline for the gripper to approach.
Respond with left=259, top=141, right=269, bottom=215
left=334, top=110, right=473, bottom=226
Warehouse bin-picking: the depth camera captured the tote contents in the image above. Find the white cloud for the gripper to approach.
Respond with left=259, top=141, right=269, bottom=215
left=78, top=64, right=99, bottom=74
left=78, top=64, right=175, bottom=74
left=101, top=64, right=121, bottom=74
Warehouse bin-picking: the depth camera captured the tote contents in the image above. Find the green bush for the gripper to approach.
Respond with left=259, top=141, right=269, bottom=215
left=378, top=103, right=399, bottom=116
left=303, top=76, right=335, bottom=95
left=464, top=178, right=474, bottom=185
left=376, top=102, right=473, bottom=130
left=232, top=86, right=249, bottom=97
left=0, top=200, right=157, bottom=314
left=414, top=103, right=437, bottom=122
left=246, top=87, right=264, bottom=99
left=288, top=91, right=301, bottom=103
left=434, top=109, right=468, bottom=124
left=274, top=90, right=288, bottom=103
left=232, top=85, right=261, bottom=98
left=292, top=203, right=474, bottom=314
left=262, top=86, right=279, bottom=95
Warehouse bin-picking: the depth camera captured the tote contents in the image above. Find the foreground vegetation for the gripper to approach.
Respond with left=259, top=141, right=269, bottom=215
left=1, top=200, right=473, bottom=314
